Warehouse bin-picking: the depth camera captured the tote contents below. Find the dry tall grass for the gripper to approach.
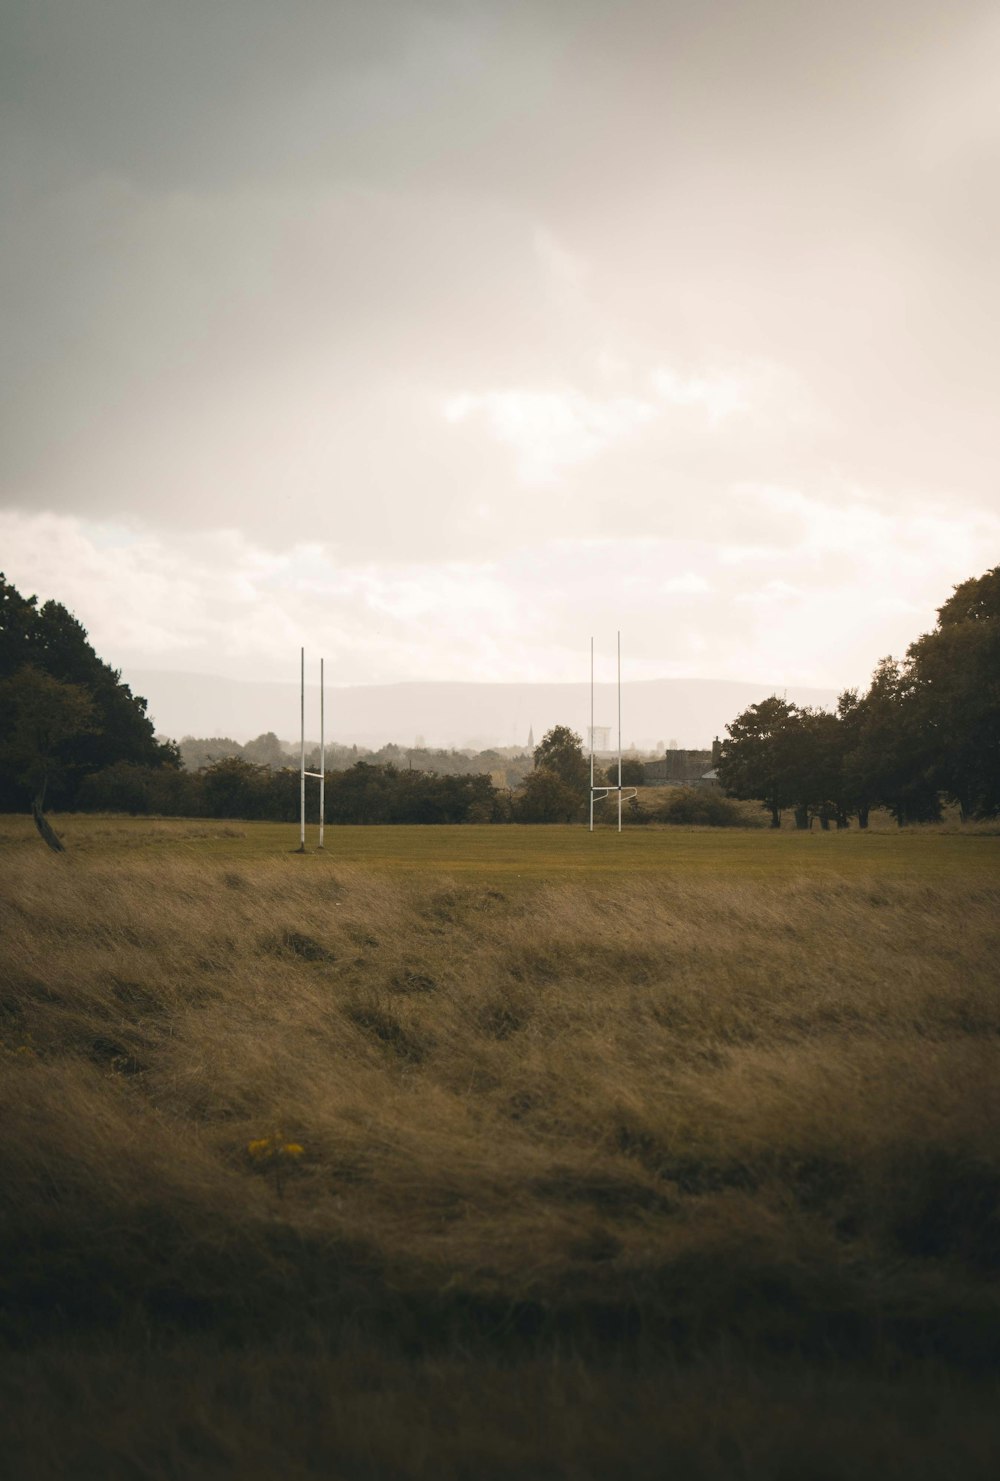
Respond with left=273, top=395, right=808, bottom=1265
left=2, top=846, right=999, bottom=1477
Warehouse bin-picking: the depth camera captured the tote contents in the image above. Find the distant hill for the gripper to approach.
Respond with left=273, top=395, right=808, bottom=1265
left=122, top=669, right=840, bottom=752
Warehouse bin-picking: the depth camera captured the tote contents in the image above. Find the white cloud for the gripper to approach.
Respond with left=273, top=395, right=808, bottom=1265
left=440, top=355, right=814, bottom=495
left=738, top=484, right=1000, bottom=576
left=661, top=572, right=713, bottom=595
left=442, top=386, right=656, bottom=483
left=649, top=366, right=751, bottom=423
left=4, top=493, right=997, bottom=707
left=735, top=580, right=804, bottom=606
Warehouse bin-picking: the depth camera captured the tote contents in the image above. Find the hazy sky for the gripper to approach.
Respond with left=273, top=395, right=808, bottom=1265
left=2, top=0, right=998, bottom=696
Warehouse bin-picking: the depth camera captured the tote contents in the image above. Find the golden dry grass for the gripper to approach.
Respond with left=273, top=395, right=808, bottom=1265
left=2, top=840, right=999, bottom=1477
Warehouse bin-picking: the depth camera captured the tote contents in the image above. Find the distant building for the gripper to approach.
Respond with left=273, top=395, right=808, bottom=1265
left=643, top=738, right=722, bottom=787
left=587, top=725, right=611, bottom=751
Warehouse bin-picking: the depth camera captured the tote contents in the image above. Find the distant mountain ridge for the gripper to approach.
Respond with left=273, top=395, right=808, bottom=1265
left=121, top=669, right=840, bottom=752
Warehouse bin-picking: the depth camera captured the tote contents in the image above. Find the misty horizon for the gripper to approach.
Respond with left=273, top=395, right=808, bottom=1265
left=122, top=665, right=839, bottom=752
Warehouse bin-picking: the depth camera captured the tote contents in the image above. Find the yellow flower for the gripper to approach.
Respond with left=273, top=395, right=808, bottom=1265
left=247, top=1138, right=273, bottom=1160
left=282, top=1142, right=304, bottom=1159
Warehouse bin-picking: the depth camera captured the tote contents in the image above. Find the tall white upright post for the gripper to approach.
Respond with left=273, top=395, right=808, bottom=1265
left=298, top=649, right=329, bottom=853
left=299, top=646, right=306, bottom=852
left=318, top=657, right=325, bottom=850
left=589, top=636, right=595, bottom=833
left=617, top=629, right=623, bottom=834
left=588, top=632, right=637, bottom=835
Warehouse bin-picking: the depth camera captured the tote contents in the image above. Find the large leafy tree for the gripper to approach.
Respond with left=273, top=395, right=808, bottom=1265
left=716, top=696, right=802, bottom=827
left=835, top=688, right=877, bottom=828
left=905, top=567, right=1000, bottom=818
left=0, top=667, right=97, bottom=848
left=785, top=707, right=849, bottom=829
left=619, top=757, right=646, bottom=787
left=0, top=573, right=175, bottom=818
left=839, top=660, right=941, bottom=826
left=533, top=726, right=589, bottom=790
left=513, top=766, right=581, bottom=823
left=530, top=725, right=590, bottom=822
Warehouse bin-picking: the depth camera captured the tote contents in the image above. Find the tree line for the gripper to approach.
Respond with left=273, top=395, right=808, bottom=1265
left=178, top=732, right=534, bottom=790
left=716, top=567, right=1000, bottom=827
left=74, top=728, right=614, bottom=825
left=3, top=567, right=997, bottom=836
left=75, top=725, right=755, bottom=827
left=78, top=756, right=505, bottom=825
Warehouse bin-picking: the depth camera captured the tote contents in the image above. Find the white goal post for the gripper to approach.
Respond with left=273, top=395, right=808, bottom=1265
left=298, top=648, right=325, bottom=852
left=589, top=631, right=638, bottom=833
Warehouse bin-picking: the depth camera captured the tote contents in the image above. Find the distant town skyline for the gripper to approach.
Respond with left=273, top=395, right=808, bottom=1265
left=3, top=1, right=998, bottom=697
left=117, top=667, right=839, bottom=752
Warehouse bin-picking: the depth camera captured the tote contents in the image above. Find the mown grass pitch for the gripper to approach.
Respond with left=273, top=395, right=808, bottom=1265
left=2, top=811, right=999, bottom=882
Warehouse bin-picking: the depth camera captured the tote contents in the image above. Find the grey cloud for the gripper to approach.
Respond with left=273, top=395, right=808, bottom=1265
left=2, top=0, right=998, bottom=579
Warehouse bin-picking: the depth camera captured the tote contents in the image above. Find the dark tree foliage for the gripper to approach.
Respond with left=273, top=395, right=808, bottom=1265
left=618, top=757, right=646, bottom=787
left=76, top=757, right=503, bottom=825
left=788, top=708, right=851, bottom=829
left=513, top=767, right=581, bottom=822
left=718, top=566, right=1000, bottom=826
left=615, top=787, right=758, bottom=827
left=326, top=764, right=499, bottom=824
left=200, top=757, right=280, bottom=821
left=839, top=660, right=941, bottom=826
left=77, top=760, right=193, bottom=817
left=719, top=669, right=943, bottom=829
left=0, top=667, right=99, bottom=847
left=836, top=688, right=878, bottom=828
left=530, top=726, right=589, bottom=820
left=533, top=726, right=589, bottom=789
left=905, top=567, right=1000, bottom=818
left=716, top=696, right=802, bottom=827
left=0, top=573, right=174, bottom=814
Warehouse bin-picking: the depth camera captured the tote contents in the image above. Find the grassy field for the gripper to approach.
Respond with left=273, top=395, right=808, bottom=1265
left=2, top=810, right=999, bottom=880
left=2, top=816, right=999, bottom=1477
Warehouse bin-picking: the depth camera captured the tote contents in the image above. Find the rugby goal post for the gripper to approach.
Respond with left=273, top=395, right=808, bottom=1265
left=298, top=648, right=326, bottom=852
left=590, top=631, right=638, bottom=833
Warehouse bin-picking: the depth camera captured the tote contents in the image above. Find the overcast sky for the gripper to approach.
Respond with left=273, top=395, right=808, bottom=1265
left=2, top=0, right=998, bottom=703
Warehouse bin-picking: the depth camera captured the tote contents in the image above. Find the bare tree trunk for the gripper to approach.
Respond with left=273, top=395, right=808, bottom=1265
left=32, top=794, right=64, bottom=853
left=794, top=805, right=810, bottom=830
